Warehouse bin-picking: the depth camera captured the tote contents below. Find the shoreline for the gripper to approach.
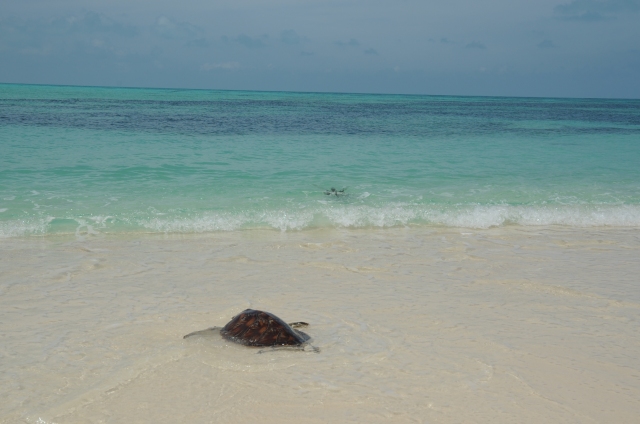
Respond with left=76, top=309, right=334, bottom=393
left=2, top=226, right=639, bottom=422
left=4, top=202, right=640, bottom=239
left=3, top=221, right=640, bottom=241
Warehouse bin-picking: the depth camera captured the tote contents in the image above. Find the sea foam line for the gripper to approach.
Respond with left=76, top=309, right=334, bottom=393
left=139, top=204, right=640, bottom=233
left=0, top=217, right=52, bottom=238
left=2, top=204, right=640, bottom=238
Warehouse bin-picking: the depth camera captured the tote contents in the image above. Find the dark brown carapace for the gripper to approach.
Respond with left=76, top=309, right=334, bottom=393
left=220, top=309, right=310, bottom=347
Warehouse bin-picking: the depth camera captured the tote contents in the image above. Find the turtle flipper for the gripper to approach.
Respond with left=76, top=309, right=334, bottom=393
left=305, top=344, right=320, bottom=353
left=257, top=344, right=320, bottom=354
left=183, top=327, right=222, bottom=339
left=288, top=322, right=309, bottom=328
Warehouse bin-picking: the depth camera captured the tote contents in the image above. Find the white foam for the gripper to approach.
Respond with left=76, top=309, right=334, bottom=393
left=138, top=204, right=640, bottom=234
left=141, top=209, right=316, bottom=233
left=3, top=204, right=640, bottom=238
left=142, top=213, right=250, bottom=233
left=88, top=215, right=114, bottom=226
left=430, top=204, right=640, bottom=228
left=0, top=218, right=50, bottom=238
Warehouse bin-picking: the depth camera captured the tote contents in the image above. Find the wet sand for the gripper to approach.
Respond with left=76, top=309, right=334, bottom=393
left=1, top=227, right=639, bottom=423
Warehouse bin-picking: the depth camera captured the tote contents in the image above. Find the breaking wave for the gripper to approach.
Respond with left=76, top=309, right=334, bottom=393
left=139, top=204, right=640, bottom=232
left=4, top=203, right=639, bottom=238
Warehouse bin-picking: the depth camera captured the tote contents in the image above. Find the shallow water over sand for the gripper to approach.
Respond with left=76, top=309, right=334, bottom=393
left=1, top=227, right=639, bottom=423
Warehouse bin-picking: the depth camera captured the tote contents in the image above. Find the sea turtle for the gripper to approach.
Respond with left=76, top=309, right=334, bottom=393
left=183, top=309, right=319, bottom=353
left=324, top=187, right=347, bottom=196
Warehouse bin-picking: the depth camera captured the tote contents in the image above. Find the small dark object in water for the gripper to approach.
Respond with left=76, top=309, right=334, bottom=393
left=184, top=309, right=318, bottom=352
left=324, top=187, right=347, bottom=196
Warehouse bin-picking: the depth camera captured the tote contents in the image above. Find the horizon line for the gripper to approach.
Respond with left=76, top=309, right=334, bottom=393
left=2, top=81, right=638, bottom=102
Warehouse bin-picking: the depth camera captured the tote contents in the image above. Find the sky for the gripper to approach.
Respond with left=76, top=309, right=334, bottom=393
left=1, top=0, right=639, bottom=98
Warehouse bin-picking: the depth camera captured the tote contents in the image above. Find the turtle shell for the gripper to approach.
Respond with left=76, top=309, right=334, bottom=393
left=220, top=309, right=309, bottom=347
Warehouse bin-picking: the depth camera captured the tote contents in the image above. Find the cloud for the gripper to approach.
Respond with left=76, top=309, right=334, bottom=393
left=0, top=13, right=139, bottom=56
left=554, top=0, right=640, bottom=20
left=153, top=16, right=202, bottom=40
left=538, top=40, right=556, bottom=48
left=280, top=30, right=300, bottom=45
left=0, top=12, right=139, bottom=45
left=364, top=48, right=378, bottom=55
left=556, top=0, right=640, bottom=13
left=52, top=12, right=139, bottom=37
left=226, top=34, right=267, bottom=49
left=334, top=38, right=360, bottom=47
left=428, top=37, right=456, bottom=44
left=201, top=61, right=240, bottom=71
left=185, top=38, right=210, bottom=48
left=558, top=11, right=610, bottom=20
left=465, top=42, right=486, bottom=49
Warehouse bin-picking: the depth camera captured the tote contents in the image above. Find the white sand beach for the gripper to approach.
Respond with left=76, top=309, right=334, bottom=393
left=1, top=227, right=639, bottom=423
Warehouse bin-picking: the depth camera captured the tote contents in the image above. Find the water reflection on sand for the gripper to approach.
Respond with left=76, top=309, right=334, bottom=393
left=1, top=227, right=639, bottom=423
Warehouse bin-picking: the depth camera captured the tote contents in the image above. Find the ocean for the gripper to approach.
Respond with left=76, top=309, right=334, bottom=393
left=2, top=83, right=639, bottom=238
left=2, top=84, right=640, bottom=423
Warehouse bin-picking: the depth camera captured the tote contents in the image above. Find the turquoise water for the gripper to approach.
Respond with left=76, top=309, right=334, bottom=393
left=1, top=83, right=639, bottom=237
